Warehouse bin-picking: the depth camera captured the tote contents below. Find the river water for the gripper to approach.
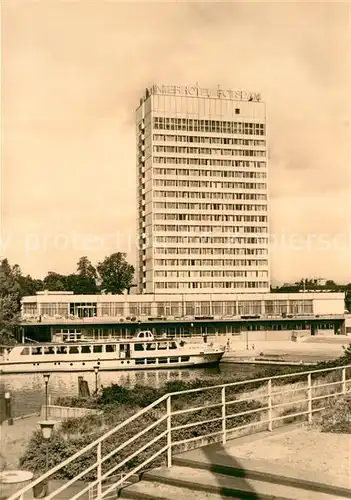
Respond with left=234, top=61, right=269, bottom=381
left=1, top=363, right=275, bottom=418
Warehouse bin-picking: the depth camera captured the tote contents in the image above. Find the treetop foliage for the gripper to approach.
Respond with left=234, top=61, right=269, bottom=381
left=0, top=253, right=135, bottom=343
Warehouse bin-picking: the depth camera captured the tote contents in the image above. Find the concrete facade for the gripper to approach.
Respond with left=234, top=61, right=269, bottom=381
left=21, top=291, right=345, bottom=319
left=136, top=84, right=269, bottom=294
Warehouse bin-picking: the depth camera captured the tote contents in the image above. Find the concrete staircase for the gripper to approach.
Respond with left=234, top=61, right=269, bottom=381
left=118, top=453, right=350, bottom=500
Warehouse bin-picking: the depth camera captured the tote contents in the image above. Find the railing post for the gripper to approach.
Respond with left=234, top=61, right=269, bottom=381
left=267, top=379, right=272, bottom=432
left=341, top=368, right=346, bottom=394
left=97, top=442, right=102, bottom=499
left=222, top=386, right=226, bottom=444
left=167, top=396, right=172, bottom=468
left=307, top=373, right=312, bottom=423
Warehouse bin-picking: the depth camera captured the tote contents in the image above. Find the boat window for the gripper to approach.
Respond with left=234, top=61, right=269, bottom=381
left=138, top=332, right=144, bottom=338
left=32, top=347, right=42, bottom=355
left=106, top=345, right=116, bottom=353
left=93, top=345, right=103, bottom=353
left=169, top=342, right=177, bottom=350
left=134, top=343, right=144, bottom=351
left=69, top=346, right=80, bottom=354
left=81, top=345, right=91, bottom=354
left=169, top=357, right=179, bottom=363
left=181, top=356, right=190, bottom=362
left=44, top=346, right=56, bottom=355
left=135, top=358, right=146, bottom=365
left=158, top=357, right=168, bottom=364
left=158, top=342, right=168, bottom=350
left=147, top=358, right=156, bottom=364
left=120, top=344, right=130, bottom=351
left=146, top=343, right=156, bottom=351
left=21, top=347, right=31, bottom=356
left=57, top=346, right=68, bottom=354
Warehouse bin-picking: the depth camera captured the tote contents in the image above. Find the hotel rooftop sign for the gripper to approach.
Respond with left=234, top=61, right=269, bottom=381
left=145, top=84, right=261, bottom=102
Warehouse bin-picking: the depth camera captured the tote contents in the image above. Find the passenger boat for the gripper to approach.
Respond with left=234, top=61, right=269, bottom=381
left=0, top=331, right=225, bottom=374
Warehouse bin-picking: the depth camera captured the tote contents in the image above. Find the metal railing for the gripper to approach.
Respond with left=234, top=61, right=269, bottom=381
left=7, top=364, right=351, bottom=500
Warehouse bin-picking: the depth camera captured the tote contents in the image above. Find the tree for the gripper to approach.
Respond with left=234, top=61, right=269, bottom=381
left=75, top=256, right=98, bottom=294
left=43, top=272, right=67, bottom=291
left=17, top=274, right=43, bottom=297
left=0, top=259, right=22, bottom=344
left=97, top=252, right=134, bottom=295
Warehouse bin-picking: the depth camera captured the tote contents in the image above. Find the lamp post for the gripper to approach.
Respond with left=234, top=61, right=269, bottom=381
left=43, top=373, right=50, bottom=420
left=34, top=420, right=55, bottom=498
left=93, top=365, right=99, bottom=394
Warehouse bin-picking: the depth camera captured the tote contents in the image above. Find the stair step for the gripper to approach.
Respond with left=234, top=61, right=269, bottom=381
left=120, top=466, right=348, bottom=500
left=120, top=480, right=233, bottom=500
left=173, top=455, right=350, bottom=497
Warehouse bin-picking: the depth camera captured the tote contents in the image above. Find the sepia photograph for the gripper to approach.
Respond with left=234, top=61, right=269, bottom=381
left=1, top=1, right=350, bottom=498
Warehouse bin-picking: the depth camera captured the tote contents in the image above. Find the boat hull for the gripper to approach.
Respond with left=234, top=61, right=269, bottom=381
left=0, top=352, right=224, bottom=374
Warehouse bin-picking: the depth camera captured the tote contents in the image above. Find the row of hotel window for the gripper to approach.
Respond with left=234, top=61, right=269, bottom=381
left=154, top=281, right=269, bottom=289
left=24, top=299, right=314, bottom=318
left=153, top=191, right=267, bottom=201
left=153, top=168, right=267, bottom=178
left=153, top=202, right=267, bottom=211
left=153, top=179, right=267, bottom=189
left=154, top=270, right=268, bottom=278
left=153, top=236, right=269, bottom=244
left=152, top=134, right=266, bottom=146
left=153, top=117, right=265, bottom=135
left=152, top=252, right=269, bottom=263
left=153, top=257, right=268, bottom=267
left=154, top=248, right=269, bottom=258
left=153, top=146, right=266, bottom=157
left=153, top=156, right=266, bottom=166
left=153, top=225, right=268, bottom=233
left=153, top=214, right=268, bottom=222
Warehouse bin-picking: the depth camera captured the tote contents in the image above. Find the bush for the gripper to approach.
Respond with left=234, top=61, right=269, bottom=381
left=314, top=394, right=351, bottom=434
left=20, top=381, right=263, bottom=480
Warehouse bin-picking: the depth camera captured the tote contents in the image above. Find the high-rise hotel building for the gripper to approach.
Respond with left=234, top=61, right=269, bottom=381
left=136, top=84, right=270, bottom=294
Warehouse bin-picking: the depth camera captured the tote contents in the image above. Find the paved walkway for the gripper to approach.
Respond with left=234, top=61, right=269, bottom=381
left=0, top=414, right=42, bottom=470
left=176, top=425, right=351, bottom=493
left=222, top=339, right=346, bottom=361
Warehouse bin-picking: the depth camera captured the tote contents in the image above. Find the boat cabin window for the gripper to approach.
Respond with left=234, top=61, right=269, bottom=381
left=134, top=343, right=144, bottom=351
left=158, top=342, right=168, bottom=350
left=32, top=347, right=43, bottom=355
left=21, top=347, right=31, bottom=355
left=57, top=346, right=68, bottom=354
left=138, top=332, right=145, bottom=338
left=120, top=344, right=130, bottom=351
left=146, top=343, right=156, bottom=351
left=93, top=345, right=103, bottom=353
left=69, top=346, right=80, bottom=354
left=81, top=345, right=91, bottom=354
left=44, top=346, right=56, bottom=355
left=169, top=342, right=177, bottom=350
left=105, top=345, right=116, bottom=353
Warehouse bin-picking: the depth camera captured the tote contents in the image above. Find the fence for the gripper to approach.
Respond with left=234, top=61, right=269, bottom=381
left=40, top=405, right=102, bottom=420
left=7, top=363, right=351, bottom=500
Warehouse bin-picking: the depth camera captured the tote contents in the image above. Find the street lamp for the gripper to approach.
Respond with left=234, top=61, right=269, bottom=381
left=33, top=421, right=56, bottom=498
left=43, top=373, right=50, bottom=420
left=93, top=365, right=99, bottom=394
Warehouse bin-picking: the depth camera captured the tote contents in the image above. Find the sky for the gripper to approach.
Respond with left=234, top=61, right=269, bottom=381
left=1, top=0, right=351, bottom=284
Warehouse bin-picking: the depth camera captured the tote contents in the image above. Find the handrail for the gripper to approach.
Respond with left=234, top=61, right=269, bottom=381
left=8, top=363, right=351, bottom=500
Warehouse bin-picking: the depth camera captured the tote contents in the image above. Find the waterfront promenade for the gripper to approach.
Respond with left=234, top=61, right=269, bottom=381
left=0, top=414, right=41, bottom=470
left=1, top=337, right=348, bottom=471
